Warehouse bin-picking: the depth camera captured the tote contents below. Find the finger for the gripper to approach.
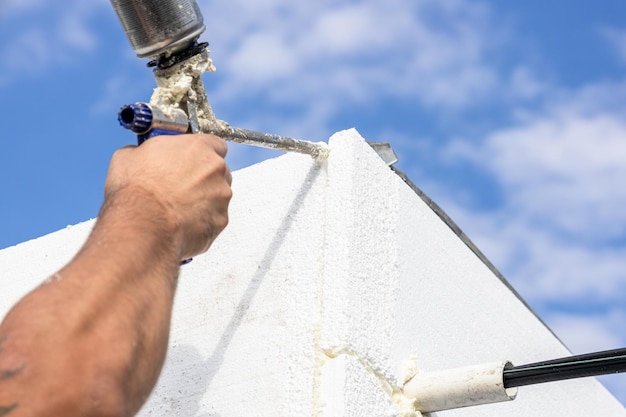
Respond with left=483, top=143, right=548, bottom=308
left=197, top=134, right=228, bottom=158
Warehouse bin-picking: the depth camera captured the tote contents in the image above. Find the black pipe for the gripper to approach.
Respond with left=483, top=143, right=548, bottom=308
left=503, top=347, right=626, bottom=388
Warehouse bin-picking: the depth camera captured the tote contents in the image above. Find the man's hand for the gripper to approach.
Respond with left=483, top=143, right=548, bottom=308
left=104, top=134, right=232, bottom=260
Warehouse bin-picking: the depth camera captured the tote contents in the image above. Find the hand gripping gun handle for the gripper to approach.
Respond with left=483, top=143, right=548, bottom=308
left=117, top=102, right=194, bottom=265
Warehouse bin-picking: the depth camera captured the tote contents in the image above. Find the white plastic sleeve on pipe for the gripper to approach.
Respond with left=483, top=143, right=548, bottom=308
left=402, top=361, right=518, bottom=413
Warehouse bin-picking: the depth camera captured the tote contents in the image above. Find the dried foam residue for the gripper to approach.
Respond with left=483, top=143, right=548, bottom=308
left=149, top=52, right=215, bottom=110
left=320, top=344, right=423, bottom=417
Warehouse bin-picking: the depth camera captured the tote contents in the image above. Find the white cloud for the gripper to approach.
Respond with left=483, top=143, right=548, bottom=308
left=0, top=0, right=516, bottom=152
left=505, top=227, right=626, bottom=302
left=201, top=0, right=506, bottom=132
left=225, top=32, right=298, bottom=83
left=481, top=113, right=626, bottom=239
left=306, top=4, right=393, bottom=55
left=547, top=310, right=626, bottom=354
left=0, top=1, right=111, bottom=85
left=425, top=191, right=626, bottom=305
left=437, top=78, right=626, bottom=331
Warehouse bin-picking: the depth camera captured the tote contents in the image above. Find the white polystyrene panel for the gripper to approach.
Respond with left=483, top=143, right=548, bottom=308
left=1, top=129, right=623, bottom=416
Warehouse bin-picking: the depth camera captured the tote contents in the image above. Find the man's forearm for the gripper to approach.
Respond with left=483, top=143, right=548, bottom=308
left=0, top=133, right=231, bottom=416
left=0, top=186, right=184, bottom=417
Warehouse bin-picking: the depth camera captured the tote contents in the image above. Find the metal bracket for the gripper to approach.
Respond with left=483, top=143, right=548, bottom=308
left=368, top=142, right=399, bottom=166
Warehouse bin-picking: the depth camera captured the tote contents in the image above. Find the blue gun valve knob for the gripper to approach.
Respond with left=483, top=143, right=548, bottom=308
left=118, top=103, right=153, bottom=134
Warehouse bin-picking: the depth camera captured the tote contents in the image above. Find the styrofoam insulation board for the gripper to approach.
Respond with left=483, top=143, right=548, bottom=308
left=0, top=129, right=624, bottom=416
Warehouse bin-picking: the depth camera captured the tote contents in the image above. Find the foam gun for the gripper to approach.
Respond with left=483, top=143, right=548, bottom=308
left=110, top=0, right=329, bottom=158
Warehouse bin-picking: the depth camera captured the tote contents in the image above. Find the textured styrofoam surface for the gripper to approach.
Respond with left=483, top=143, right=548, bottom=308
left=1, top=129, right=624, bottom=416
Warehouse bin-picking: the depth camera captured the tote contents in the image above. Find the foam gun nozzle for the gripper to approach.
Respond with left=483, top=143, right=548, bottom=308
left=118, top=103, right=189, bottom=144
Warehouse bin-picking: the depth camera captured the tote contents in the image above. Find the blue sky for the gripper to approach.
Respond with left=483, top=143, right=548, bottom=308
left=1, top=0, right=625, bottom=406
